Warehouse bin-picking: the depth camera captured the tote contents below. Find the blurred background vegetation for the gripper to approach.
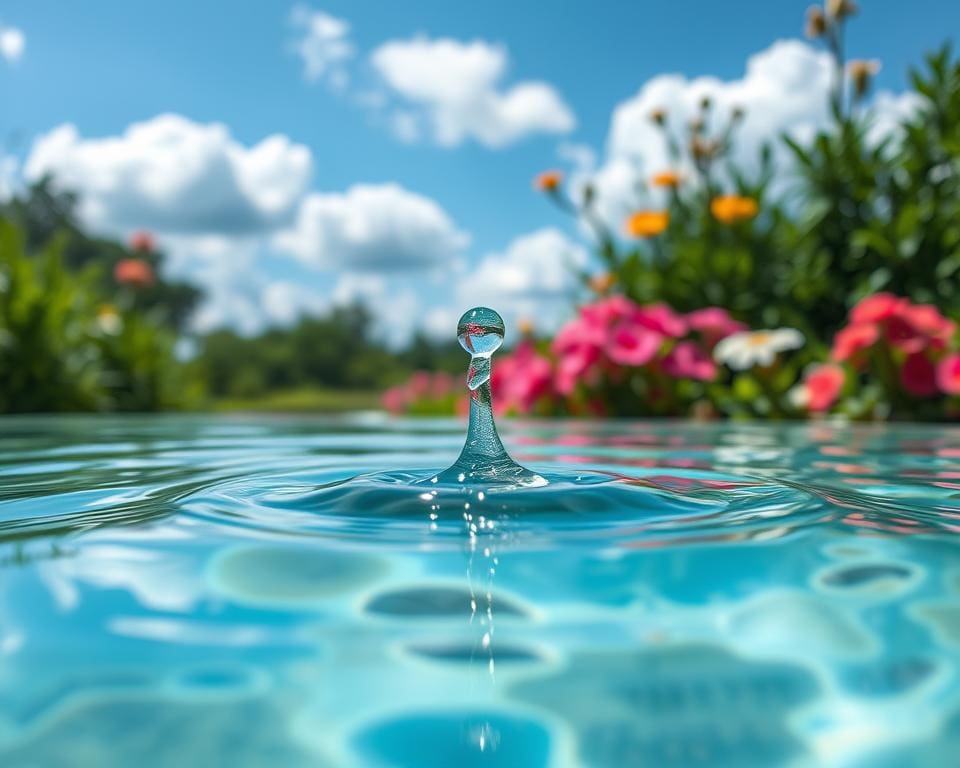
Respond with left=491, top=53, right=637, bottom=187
left=1, top=3, right=958, bottom=418
left=0, top=182, right=463, bottom=413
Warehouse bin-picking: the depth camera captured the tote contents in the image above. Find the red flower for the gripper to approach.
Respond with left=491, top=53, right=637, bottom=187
left=805, top=364, right=845, bottom=412
left=937, top=354, right=960, bottom=396
left=850, top=292, right=904, bottom=324
left=831, top=323, right=879, bottom=363
left=129, top=231, right=155, bottom=253
left=900, top=353, right=938, bottom=397
left=883, top=312, right=927, bottom=354
left=901, top=304, right=956, bottom=345
left=114, top=258, right=154, bottom=287
left=662, top=342, right=716, bottom=381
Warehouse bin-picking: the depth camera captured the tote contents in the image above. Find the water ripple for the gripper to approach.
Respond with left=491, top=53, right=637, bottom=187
left=1, top=417, right=959, bottom=547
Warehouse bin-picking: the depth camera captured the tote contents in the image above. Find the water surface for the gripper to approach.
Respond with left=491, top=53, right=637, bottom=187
left=0, top=415, right=959, bottom=767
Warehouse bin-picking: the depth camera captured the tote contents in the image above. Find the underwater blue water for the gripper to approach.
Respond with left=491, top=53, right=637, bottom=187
left=0, top=414, right=959, bottom=767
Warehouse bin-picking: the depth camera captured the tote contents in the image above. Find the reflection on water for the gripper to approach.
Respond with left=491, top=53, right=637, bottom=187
left=0, top=415, right=959, bottom=766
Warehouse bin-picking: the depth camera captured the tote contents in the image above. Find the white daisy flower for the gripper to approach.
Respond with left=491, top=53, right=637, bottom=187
left=787, top=383, right=810, bottom=409
left=95, top=307, right=123, bottom=336
left=714, top=328, right=804, bottom=370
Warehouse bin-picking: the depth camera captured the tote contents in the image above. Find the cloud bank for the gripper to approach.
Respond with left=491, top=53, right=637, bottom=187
left=583, top=40, right=918, bottom=225
left=25, top=114, right=313, bottom=235
left=274, top=182, right=469, bottom=271
left=289, top=5, right=354, bottom=88
left=370, top=37, right=575, bottom=147
left=0, top=22, right=24, bottom=63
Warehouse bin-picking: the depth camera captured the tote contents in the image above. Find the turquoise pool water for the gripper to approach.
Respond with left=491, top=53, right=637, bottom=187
left=0, top=415, right=958, bottom=767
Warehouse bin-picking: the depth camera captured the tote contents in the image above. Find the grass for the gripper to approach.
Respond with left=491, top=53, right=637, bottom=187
left=213, top=387, right=381, bottom=413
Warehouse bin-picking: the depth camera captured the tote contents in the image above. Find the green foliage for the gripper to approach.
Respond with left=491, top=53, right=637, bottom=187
left=1, top=179, right=203, bottom=333
left=196, top=305, right=460, bottom=401
left=548, top=43, right=960, bottom=354
left=786, top=46, right=960, bottom=330
left=0, top=219, right=200, bottom=413
left=0, top=222, right=103, bottom=411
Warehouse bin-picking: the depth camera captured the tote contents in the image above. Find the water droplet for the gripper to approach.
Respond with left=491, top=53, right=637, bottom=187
left=427, top=307, right=547, bottom=489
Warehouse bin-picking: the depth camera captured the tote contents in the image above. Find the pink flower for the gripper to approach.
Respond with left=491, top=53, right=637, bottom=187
left=381, top=386, right=408, bottom=414
left=556, top=347, right=599, bottom=395
left=579, top=295, right=636, bottom=328
left=430, top=372, right=454, bottom=398
left=492, top=341, right=554, bottom=413
left=937, top=354, right=960, bottom=395
left=685, top=307, right=747, bottom=345
left=850, top=292, right=905, bottom=324
left=552, top=314, right=607, bottom=395
left=662, top=342, right=716, bottom=381
left=633, top=302, right=687, bottom=338
left=805, top=364, right=845, bottom=412
left=901, top=353, right=938, bottom=397
left=831, top=323, right=879, bottom=363
left=606, top=323, right=663, bottom=366
left=407, top=371, right=433, bottom=399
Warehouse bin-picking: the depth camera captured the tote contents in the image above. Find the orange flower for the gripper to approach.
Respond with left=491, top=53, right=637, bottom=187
left=129, top=230, right=155, bottom=253
left=710, top=195, right=759, bottom=224
left=534, top=170, right=562, bottom=193
left=651, top=170, right=683, bottom=189
left=114, top=258, right=154, bottom=287
left=589, top=273, right=616, bottom=294
left=625, top=210, right=670, bottom=238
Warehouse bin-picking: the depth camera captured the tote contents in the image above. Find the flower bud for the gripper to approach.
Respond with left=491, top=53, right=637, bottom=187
left=847, top=59, right=880, bottom=99
left=827, top=0, right=858, bottom=20
left=805, top=6, right=827, bottom=38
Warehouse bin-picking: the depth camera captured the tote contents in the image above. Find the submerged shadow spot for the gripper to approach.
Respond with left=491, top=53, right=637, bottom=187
left=210, top=545, right=387, bottom=607
left=354, top=711, right=550, bottom=768
left=406, top=642, right=542, bottom=665
left=365, top=585, right=528, bottom=619
left=821, top=562, right=914, bottom=588
left=511, top=644, right=818, bottom=768
left=843, top=657, right=936, bottom=697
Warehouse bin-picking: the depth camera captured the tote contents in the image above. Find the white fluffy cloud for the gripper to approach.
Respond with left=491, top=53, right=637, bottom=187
left=24, top=114, right=313, bottom=236
left=442, top=227, right=588, bottom=338
left=0, top=23, right=24, bottom=63
left=275, top=182, right=469, bottom=271
left=584, top=40, right=918, bottom=225
left=289, top=5, right=354, bottom=88
left=0, top=156, right=17, bottom=201
left=370, top=37, right=575, bottom=147
left=262, top=280, right=328, bottom=325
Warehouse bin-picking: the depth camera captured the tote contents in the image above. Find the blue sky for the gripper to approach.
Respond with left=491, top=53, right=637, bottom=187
left=1, top=0, right=958, bottom=342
